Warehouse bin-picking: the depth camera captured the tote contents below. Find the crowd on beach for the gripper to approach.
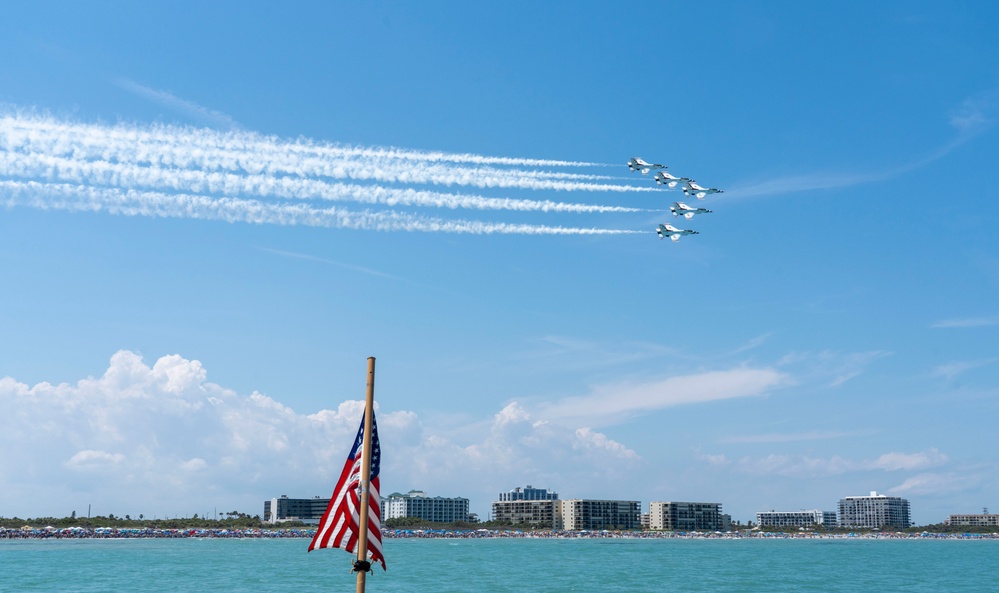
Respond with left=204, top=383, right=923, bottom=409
left=2, top=526, right=996, bottom=541
left=0, top=526, right=309, bottom=539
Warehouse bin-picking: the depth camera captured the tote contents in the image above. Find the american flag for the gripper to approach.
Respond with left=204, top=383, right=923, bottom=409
left=308, top=411, right=385, bottom=570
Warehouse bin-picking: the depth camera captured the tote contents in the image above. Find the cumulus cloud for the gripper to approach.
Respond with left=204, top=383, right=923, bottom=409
left=66, top=450, right=126, bottom=470
left=0, top=351, right=641, bottom=519
left=0, top=351, right=374, bottom=514
left=870, top=449, right=948, bottom=472
left=413, top=403, right=639, bottom=489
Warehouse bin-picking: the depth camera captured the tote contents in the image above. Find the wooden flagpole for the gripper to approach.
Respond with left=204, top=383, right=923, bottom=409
left=355, top=356, right=376, bottom=593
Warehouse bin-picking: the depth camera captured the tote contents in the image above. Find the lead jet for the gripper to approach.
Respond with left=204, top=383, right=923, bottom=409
left=628, top=157, right=667, bottom=175
left=682, top=179, right=724, bottom=199
left=653, top=171, right=689, bottom=188
left=657, top=223, right=699, bottom=242
left=670, top=201, right=712, bottom=220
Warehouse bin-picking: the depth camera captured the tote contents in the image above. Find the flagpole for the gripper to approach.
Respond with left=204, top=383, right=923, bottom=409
left=355, top=356, right=376, bottom=593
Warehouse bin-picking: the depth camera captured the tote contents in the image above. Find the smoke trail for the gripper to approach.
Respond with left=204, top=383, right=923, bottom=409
left=1, top=114, right=654, bottom=192
left=0, top=180, right=646, bottom=235
left=0, top=150, right=650, bottom=214
left=8, top=109, right=592, bottom=167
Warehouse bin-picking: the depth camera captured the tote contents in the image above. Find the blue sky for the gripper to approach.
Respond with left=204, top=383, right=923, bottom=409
left=1, top=1, right=997, bottom=525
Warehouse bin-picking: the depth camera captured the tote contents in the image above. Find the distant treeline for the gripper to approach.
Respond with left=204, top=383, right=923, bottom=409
left=0, top=513, right=267, bottom=530
left=753, top=523, right=998, bottom=534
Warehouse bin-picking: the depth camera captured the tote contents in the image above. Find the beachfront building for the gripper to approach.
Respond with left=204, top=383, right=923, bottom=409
left=498, top=485, right=559, bottom=501
left=557, top=499, right=642, bottom=531
left=756, top=509, right=838, bottom=529
left=649, top=501, right=724, bottom=531
left=838, top=491, right=911, bottom=529
left=491, top=485, right=560, bottom=527
left=491, top=499, right=559, bottom=527
left=264, top=495, right=329, bottom=524
left=384, top=490, right=470, bottom=523
left=944, top=512, right=999, bottom=527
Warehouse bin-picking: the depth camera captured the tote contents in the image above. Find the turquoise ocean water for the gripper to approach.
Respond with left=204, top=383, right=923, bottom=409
left=1, top=537, right=995, bottom=592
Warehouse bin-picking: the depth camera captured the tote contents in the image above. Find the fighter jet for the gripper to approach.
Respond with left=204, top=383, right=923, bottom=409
left=628, top=157, right=667, bottom=175
left=670, top=201, right=712, bottom=220
left=653, top=171, right=689, bottom=189
left=682, top=179, right=724, bottom=199
left=656, top=223, right=699, bottom=242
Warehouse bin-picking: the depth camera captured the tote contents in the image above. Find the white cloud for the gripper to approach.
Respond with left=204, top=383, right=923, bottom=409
left=931, top=317, right=999, bottom=329
left=254, top=246, right=400, bottom=280
left=0, top=352, right=642, bottom=519
left=728, top=171, right=886, bottom=200
left=539, top=367, right=788, bottom=427
left=694, top=451, right=729, bottom=466
left=726, top=88, right=999, bottom=201
left=889, top=472, right=981, bottom=497
left=180, top=458, right=208, bottom=472
left=931, top=358, right=998, bottom=380
left=731, top=448, right=948, bottom=478
left=66, top=450, right=126, bottom=470
left=828, top=351, right=892, bottom=387
left=777, top=349, right=891, bottom=388
left=720, top=430, right=862, bottom=444
left=736, top=453, right=854, bottom=477
left=448, top=403, right=639, bottom=471
left=728, top=332, right=775, bottom=355
left=948, top=88, right=999, bottom=137
left=574, top=427, right=639, bottom=460
left=870, top=449, right=948, bottom=472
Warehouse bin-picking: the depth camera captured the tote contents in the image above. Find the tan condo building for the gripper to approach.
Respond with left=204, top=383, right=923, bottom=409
left=558, top=499, right=641, bottom=531
left=945, top=512, right=999, bottom=527
left=491, top=485, right=560, bottom=527
left=649, top=501, right=724, bottom=531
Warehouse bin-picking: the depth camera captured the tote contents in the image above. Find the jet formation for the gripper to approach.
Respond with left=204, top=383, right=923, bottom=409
left=669, top=201, right=711, bottom=220
left=656, top=224, right=698, bottom=242
left=627, top=157, right=667, bottom=175
left=629, top=156, right=724, bottom=242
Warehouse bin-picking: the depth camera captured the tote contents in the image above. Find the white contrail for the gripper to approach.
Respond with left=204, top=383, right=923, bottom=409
left=11, top=109, right=594, bottom=167
left=0, top=180, right=647, bottom=235
left=1, top=113, right=655, bottom=192
left=112, top=78, right=241, bottom=131
left=0, top=150, right=650, bottom=214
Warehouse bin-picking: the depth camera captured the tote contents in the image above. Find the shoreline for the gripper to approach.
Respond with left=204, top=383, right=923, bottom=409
left=2, top=526, right=997, bottom=541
